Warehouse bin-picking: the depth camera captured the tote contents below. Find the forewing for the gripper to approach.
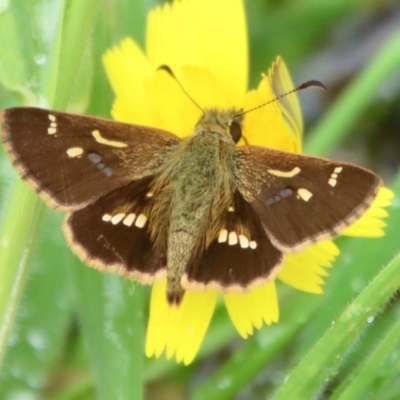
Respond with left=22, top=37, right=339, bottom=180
left=235, top=146, right=381, bottom=251
left=1, top=107, right=179, bottom=210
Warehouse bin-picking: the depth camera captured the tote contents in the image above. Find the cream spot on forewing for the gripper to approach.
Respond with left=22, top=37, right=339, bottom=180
left=228, top=231, right=238, bottom=245
left=228, top=206, right=234, bottom=212
left=123, top=213, right=136, bottom=227
left=102, top=214, right=112, bottom=222
left=146, top=192, right=154, bottom=198
left=47, top=114, right=57, bottom=135
left=328, top=178, right=337, bottom=187
left=250, top=241, right=257, bottom=249
left=66, top=147, right=84, bottom=158
left=218, top=229, right=228, bottom=243
left=328, top=166, right=343, bottom=187
left=297, top=188, right=313, bottom=202
left=238, top=234, right=249, bottom=248
left=267, top=166, right=301, bottom=178
left=135, top=214, right=147, bottom=228
left=92, top=129, right=128, bottom=148
left=111, top=213, right=125, bottom=225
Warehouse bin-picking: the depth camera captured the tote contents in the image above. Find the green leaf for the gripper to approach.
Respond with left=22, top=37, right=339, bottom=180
left=0, top=210, right=73, bottom=398
left=71, top=262, right=146, bottom=400
left=271, top=250, right=400, bottom=399
left=0, top=0, right=98, bottom=390
left=305, top=31, right=400, bottom=156
left=0, top=180, right=45, bottom=365
left=0, top=8, right=29, bottom=98
left=331, top=307, right=400, bottom=400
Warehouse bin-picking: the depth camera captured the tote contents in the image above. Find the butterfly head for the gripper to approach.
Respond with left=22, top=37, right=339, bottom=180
left=195, top=108, right=244, bottom=144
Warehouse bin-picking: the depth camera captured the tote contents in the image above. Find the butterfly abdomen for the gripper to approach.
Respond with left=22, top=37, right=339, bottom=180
left=164, top=130, right=235, bottom=304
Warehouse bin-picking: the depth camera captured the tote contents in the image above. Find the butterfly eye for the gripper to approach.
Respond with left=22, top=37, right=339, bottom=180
left=229, top=121, right=242, bottom=143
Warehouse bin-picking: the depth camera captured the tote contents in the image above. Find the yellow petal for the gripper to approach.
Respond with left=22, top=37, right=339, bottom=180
left=103, top=44, right=238, bottom=137
left=242, top=60, right=302, bottom=152
left=180, top=65, right=235, bottom=109
left=342, top=187, right=394, bottom=237
left=144, top=66, right=232, bottom=136
left=146, top=280, right=217, bottom=365
left=146, top=0, right=248, bottom=105
left=224, top=282, right=279, bottom=339
left=269, top=56, right=303, bottom=146
left=103, top=38, right=157, bottom=126
left=278, top=240, right=339, bottom=294
left=143, top=68, right=199, bottom=136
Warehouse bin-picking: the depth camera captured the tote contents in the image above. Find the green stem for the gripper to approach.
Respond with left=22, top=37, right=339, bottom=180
left=72, top=265, right=146, bottom=400
left=46, top=1, right=99, bottom=110
left=332, top=316, right=400, bottom=400
left=0, top=180, right=44, bottom=364
left=0, top=0, right=97, bottom=370
left=271, top=252, right=400, bottom=400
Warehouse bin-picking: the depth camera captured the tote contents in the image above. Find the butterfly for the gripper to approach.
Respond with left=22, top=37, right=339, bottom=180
left=1, top=103, right=381, bottom=304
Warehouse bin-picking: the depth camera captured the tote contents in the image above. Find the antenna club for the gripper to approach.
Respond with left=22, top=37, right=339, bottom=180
left=157, top=65, right=205, bottom=113
left=236, top=78, right=327, bottom=118
left=298, top=79, right=328, bottom=91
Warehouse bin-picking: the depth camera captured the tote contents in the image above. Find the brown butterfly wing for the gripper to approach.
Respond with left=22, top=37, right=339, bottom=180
left=1, top=107, right=179, bottom=210
left=234, top=145, right=381, bottom=251
left=183, top=191, right=283, bottom=291
left=64, top=176, right=166, bottom=282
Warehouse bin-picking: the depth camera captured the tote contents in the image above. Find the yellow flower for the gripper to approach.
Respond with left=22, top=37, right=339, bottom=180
left=103, top=0, right=393, bottom=365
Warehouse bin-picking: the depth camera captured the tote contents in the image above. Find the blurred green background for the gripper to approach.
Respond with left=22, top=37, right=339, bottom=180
left=0, top=1, right=400, bottom=399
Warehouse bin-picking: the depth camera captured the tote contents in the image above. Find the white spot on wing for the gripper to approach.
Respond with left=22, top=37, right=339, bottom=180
left=135, top=214, right=147, bottom=228
left=297, top=188, right=313, bottom=202
left=328, top=166, right=343, bottom=187
left=328, top=178, right=337, bottom=187
left=250, top=241, right=257, bottom=249
left=218, top=229, right=228, bottom=243
left=102, top=214, right=112, bottom=222
left=111, top=213, right=125, bottom=225
left=47, top=114, right=57, bottom=135
left=92, top=129, right=128, bottom=148
left=123, top=213, right=136, bottom=227
left=239, top=234, right=249, bottom=248
left=228, top=231, right=238, bottom=245
left=268, top=166, right=301, bottom=178
left=66, top=147, right=83, bottom=158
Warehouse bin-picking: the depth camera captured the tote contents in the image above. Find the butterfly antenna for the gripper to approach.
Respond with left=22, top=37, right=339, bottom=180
left=158, top=65, right=205, bottom=113
left=234, top=79, right=327, bottom=119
